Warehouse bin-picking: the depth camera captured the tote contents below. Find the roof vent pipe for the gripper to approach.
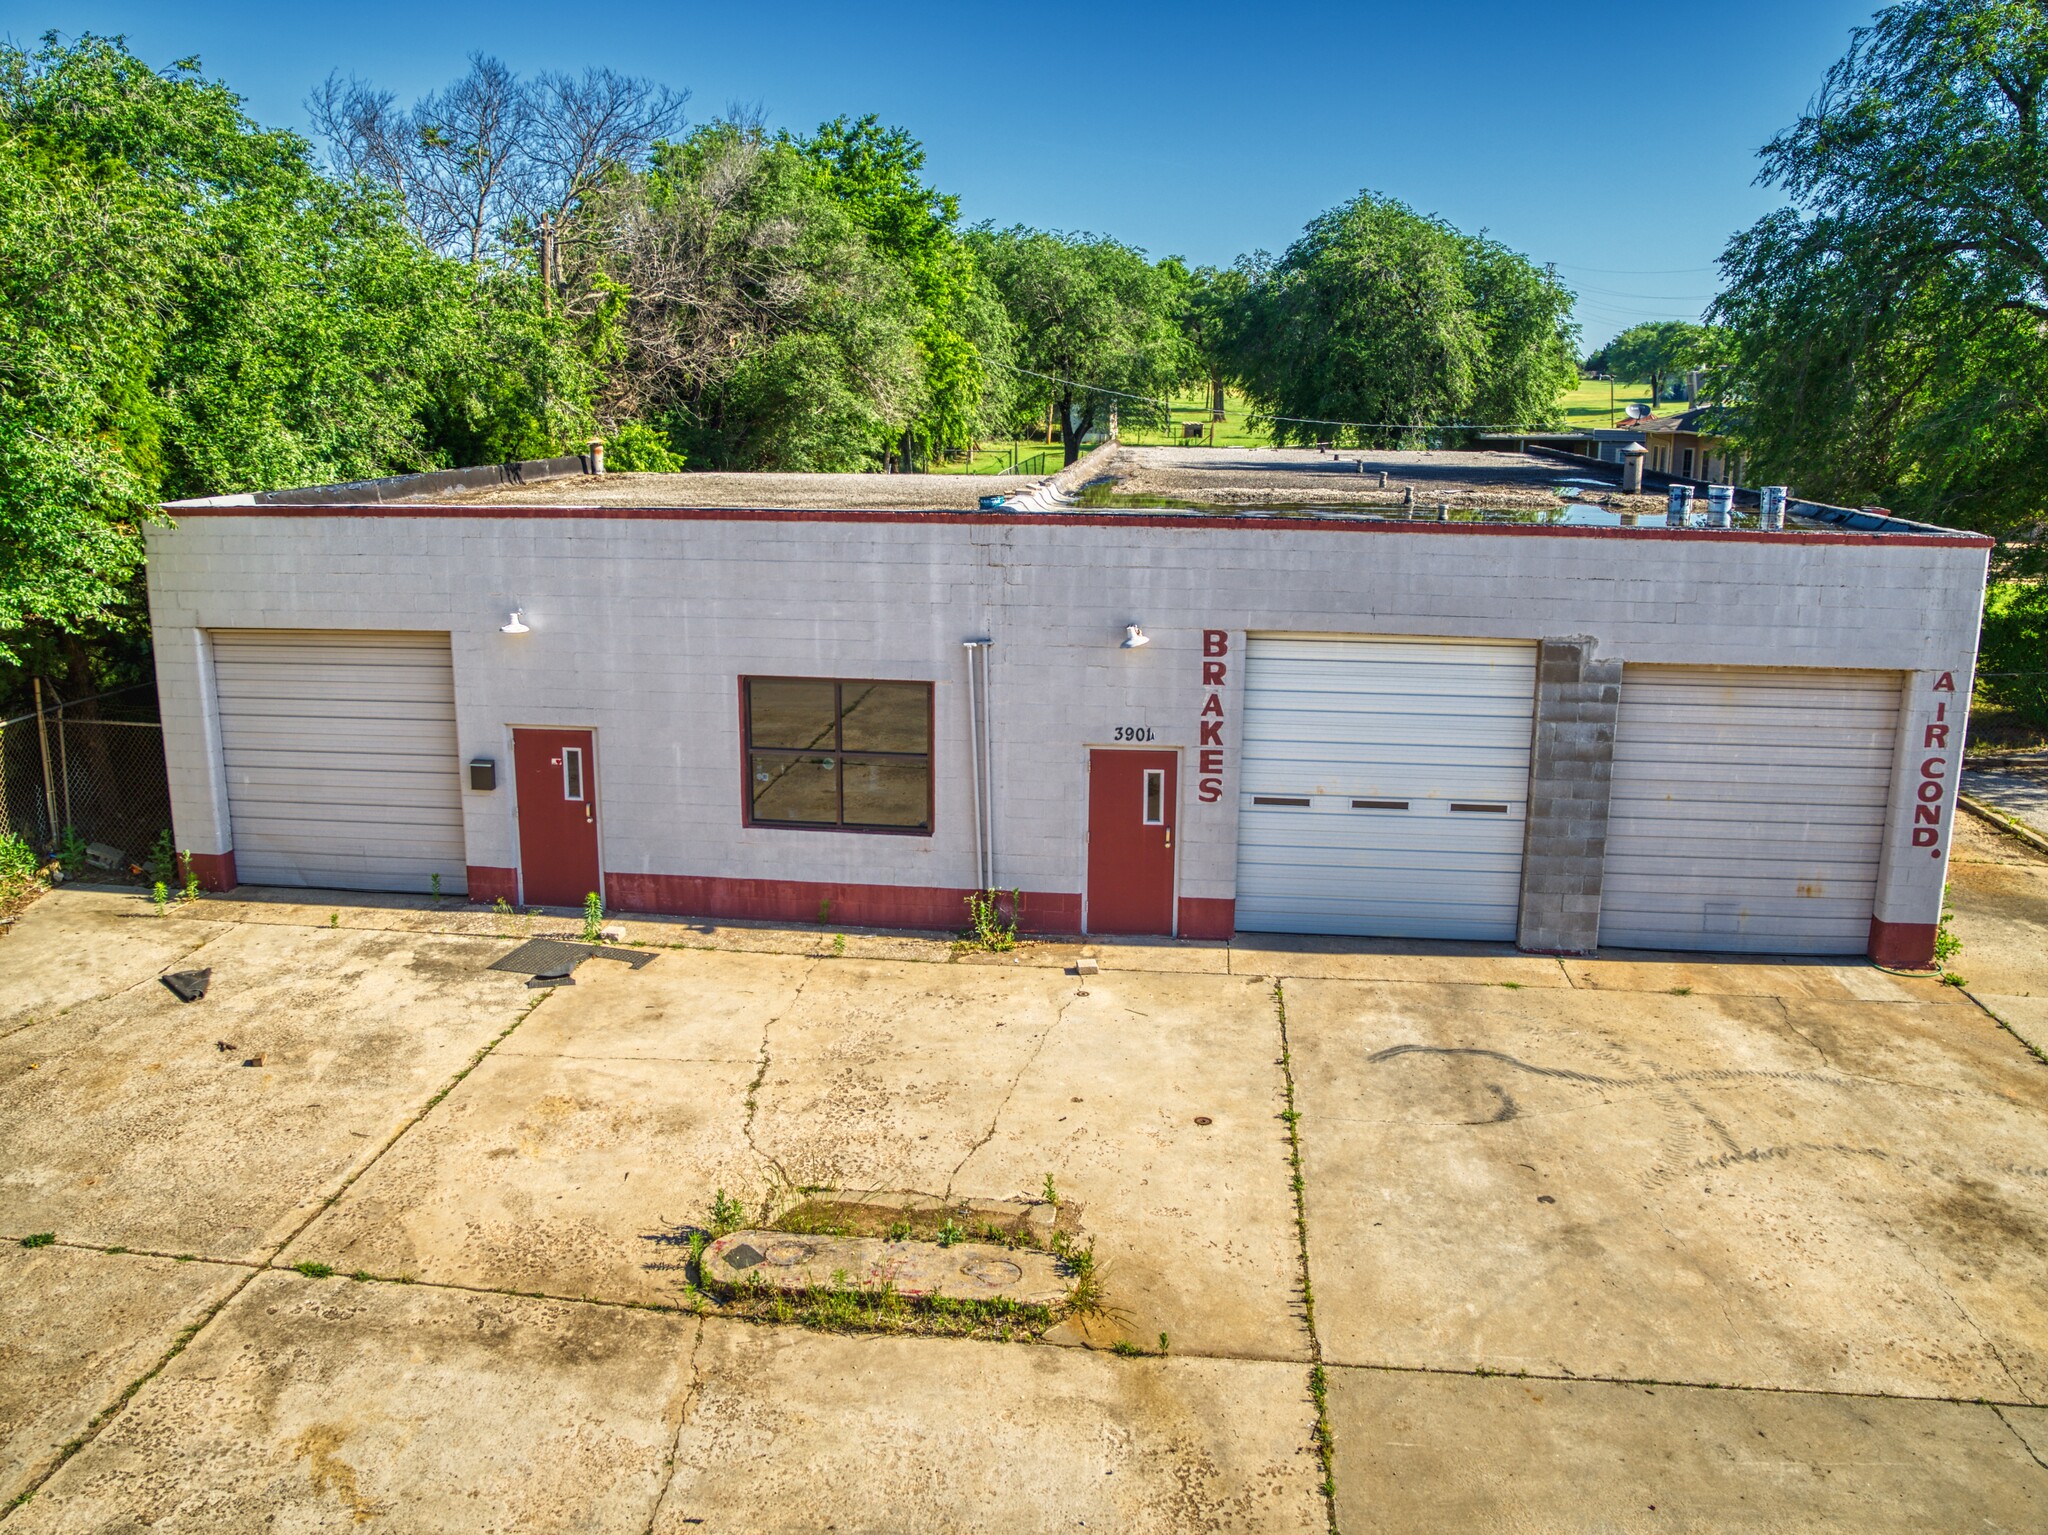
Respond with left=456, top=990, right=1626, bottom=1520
left=1665, top=485, right=1693, bottom=529
left=1760, top=485, right=1788, bottom=531
left=1706, top=485, right=1734, bottom=529
left=1620, top=441, right=1647, bottom=495
left=588, top=438, right=606, bottom=476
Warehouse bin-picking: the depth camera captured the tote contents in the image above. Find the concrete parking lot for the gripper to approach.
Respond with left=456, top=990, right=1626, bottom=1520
left=2, top=813, right=2045, bottom=1531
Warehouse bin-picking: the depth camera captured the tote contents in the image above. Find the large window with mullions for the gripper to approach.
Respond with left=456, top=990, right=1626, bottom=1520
left=742, top=677, right=933, bottom=833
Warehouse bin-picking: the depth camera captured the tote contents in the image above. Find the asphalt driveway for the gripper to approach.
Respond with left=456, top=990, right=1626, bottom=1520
left=2, top=816, right=2045, bottom=1531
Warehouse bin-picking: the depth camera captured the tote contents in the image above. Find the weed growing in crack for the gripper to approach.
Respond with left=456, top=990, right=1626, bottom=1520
left=708, top=1189, right=747, bottom=1237
left=956, top=889, right=1021, bottom=953
left=582, top=890, right=605, bottom=942
left=1042, top=1173, right=1060, bottom=1208
left=1934, top=883, right=1963, bottom=968
left=1052, top=1231, right=1106, bottom=1317
left=1275, top=981, right=1339, bottom=1533
left=290, top=1261, right=334, bottom=1279
left=936, top=1217, right=965, bottom=1248
left=831, top=933, right=846, bottom=958
left=20, top=1232, right=54, bottom=1248
left=152, top=882, right=168, bottom=916
left=1111, top=1339, right=1143, bottom=1357
left=1159, top=1331, right=1170, bottom=1354
left=1669, top=986, right=1693, bottom=996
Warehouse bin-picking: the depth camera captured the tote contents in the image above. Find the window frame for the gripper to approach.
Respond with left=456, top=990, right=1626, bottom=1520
left=739, top=675, right=935, bottom=836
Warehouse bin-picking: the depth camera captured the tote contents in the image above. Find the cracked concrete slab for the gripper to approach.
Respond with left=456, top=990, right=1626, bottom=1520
left=1948, top=813, right=2048, bottom=1058
left=1290, top=977, right=2048, bottom=1400
left=939, top=968, right=1309, bottom=1360
left=0, top=922, right=538, bottom=1259
left=0, top=1245, right=242, bottom=1507
left=0, top=889, right=232, bottom=1036
left=5, top=1270, right=699, bottom=1533
left=1328, top=1367, right=2048, bottom=1533
left=495, top=947, right=808, bottom=1063
left=653, top=1320, right=1326, bottom=1532
left=280, top=1049, right=760, bottom=1301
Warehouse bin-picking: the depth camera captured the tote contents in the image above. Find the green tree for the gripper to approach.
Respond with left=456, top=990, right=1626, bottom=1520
left=1224, top=192, right=1575, bottom=446
left=1601, top=321, right=1719, bottom=409
left=1710, top=0, right=2048, bottom=570
left=796, top=115, right=1012, bottom=463
left=577, top=122, right=924, bottom=471
left=967, top=227, right=1188, bottom=464
left=0, top=34, right=590, bottom=692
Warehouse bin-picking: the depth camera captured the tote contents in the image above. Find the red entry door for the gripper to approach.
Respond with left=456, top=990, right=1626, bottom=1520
left=1086, top=749, right=1177, bottom=935
left=513, top=728, right=602, bottom=909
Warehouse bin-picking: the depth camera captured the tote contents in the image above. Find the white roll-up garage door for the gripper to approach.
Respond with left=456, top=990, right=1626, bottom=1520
left=1235, top=635, right=1536, bottom=939
left=212, top=630, right=467, bottom=893
left=1599, top=666, right=1899, bottom=954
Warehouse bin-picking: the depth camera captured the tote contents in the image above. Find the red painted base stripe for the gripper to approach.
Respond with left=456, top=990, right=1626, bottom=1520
left=605, top=872, right=1084, bottom=936
left=465, top=866, right=519, bottom=906
left=1868, top=916, right=1938, bottom=970
left=1177, top=896, right=1236, bottom=941
left=181, top=850, right=237, bottom=893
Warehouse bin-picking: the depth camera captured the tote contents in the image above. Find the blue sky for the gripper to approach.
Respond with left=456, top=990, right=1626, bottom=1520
left=21, top=0, right=1879, bottom=350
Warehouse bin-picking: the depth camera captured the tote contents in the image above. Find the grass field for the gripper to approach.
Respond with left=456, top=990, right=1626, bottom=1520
left=1560, top=377, right=1688, bottom=430
left=934, top=380, right=1687, bottom=473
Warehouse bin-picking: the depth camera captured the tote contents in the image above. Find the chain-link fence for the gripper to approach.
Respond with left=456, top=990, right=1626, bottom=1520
left=1, top=687, right=171, bottom=873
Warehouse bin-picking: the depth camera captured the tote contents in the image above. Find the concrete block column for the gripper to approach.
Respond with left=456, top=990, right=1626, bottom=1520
left=1516, top=637, right=1620, bottom=955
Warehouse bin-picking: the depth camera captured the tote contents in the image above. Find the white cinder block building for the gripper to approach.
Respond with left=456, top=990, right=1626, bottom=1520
left=150, top=447, right=1989, bottom=967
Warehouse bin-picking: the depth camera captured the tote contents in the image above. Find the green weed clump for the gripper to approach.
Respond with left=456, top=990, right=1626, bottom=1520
left=958, top=888, right=1021, bottom=952
left=582, top=890, right=605, bottom=942
left=708, top=1188, right=747, bottom=1237
left=20, top=1232, right=55, bottom=1248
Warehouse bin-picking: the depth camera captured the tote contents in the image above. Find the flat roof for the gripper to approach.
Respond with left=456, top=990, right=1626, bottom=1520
left=165, top=443, right=1980, bottom=542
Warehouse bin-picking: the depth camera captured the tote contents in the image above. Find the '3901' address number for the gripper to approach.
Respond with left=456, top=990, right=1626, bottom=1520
left=1113, top=726, right=1155, bottom=742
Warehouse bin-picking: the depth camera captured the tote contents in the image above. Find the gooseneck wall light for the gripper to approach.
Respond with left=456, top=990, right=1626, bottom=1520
left=1121, top=624, right=1150, bottom=649
left=501, top=609, right=530, bottom=635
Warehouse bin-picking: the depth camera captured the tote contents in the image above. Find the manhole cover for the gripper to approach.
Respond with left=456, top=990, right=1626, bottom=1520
left=762, top=1240, right=815, bottom=1266
left=959, top=1257, right=1023, bottom=1286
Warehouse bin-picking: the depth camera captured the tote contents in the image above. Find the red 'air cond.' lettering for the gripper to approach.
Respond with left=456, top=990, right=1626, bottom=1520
left=1923, top=724, right=1948, bottom=748
left=1918, top=780, right=1944, bottom=802
left=1915, top=804, right=1941, bottom=825
left=1920, top=757, right=1946, bottom=780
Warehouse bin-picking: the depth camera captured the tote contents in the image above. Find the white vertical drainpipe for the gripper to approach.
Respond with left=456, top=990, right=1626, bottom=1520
left=963, top=639, right=995, bottom=891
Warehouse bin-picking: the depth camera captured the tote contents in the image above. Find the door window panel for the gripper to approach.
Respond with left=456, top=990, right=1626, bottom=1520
left=1143, top=769, right=1165, bottom=825
left=562, top=747, right=584, bottom=801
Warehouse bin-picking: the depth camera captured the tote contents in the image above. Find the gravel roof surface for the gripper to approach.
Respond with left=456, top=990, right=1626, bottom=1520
left=405, top=470, right=1041, bottom=511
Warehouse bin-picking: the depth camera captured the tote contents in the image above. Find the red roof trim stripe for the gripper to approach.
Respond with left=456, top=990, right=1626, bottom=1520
left=161, top=503, right=1993, bottom=549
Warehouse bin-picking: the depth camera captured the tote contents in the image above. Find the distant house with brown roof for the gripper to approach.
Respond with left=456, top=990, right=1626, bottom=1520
left=1640, top=408, right=1739, bottom=485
